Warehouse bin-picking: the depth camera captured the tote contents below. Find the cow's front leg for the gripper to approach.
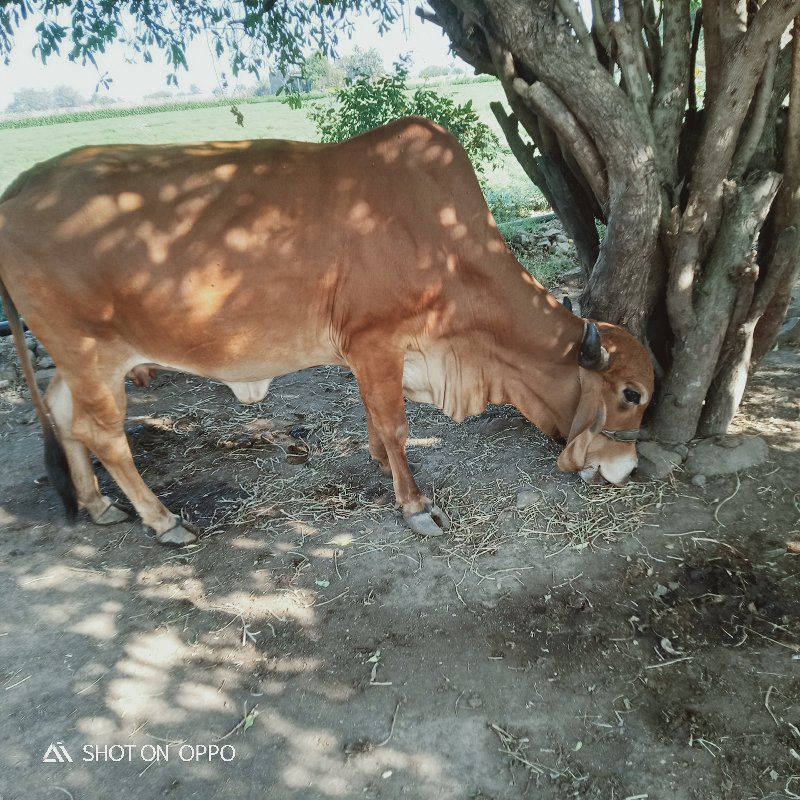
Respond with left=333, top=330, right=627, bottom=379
left=349, top=346, right=450, bottom=537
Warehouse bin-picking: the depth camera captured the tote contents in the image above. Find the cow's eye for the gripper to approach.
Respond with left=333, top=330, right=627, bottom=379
left=623, top=388, right=641, bottom=405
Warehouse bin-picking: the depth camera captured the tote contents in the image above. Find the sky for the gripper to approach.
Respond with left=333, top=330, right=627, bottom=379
left=0, top=7, right=457, bottom=110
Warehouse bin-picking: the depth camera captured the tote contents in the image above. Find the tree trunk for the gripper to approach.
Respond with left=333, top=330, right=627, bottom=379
left=653, top=172, right=783, bottom=442
left=422, top=0, right=800, bottom=446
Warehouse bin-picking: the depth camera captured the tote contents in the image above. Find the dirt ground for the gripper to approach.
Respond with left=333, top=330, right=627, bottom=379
left=1, top=341, right=798, bottom=800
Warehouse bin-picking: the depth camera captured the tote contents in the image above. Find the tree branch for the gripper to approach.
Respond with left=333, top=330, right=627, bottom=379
left=482, top=33, right=603, bottom=274
left=731, top=45, right=779, bottom=179
left=417, top=1, right=495, bottom=75
left=652, top=1, right=691, bottom=195
left=704, top=0, right=723, bottom=101
left=489, top=102, right=548, bottom=194
left=768, top=39, right=794, bottom=117
left=479, top=0, right=662, bottom=335
left=556, top=0, right=597, bottom=58
left=642, top=0, right=663, bottom=84
left=666, top=195, right=704, bottom=336
left=590, top=0, right=613, bottom=57
left=688, top=7, right=703, bottom=113
left=610, top=19, right=654, bottom=144
left=668, top=0, right=800, bottom=336
left=621, top=0, right=655, bottom=86
left=485, top=34, right=543, bottom=145
left=512, top=77, right=609, bottom=207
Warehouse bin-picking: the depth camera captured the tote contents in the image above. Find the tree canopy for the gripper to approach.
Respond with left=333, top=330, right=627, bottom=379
left=0, top=1, right=399, bottom=79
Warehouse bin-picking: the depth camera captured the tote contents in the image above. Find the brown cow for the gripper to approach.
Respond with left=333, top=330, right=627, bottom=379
left=0, top=117, right=653, bottom=546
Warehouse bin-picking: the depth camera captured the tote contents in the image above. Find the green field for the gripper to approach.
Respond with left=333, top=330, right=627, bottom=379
left=0, top=81, right=536, bottom=201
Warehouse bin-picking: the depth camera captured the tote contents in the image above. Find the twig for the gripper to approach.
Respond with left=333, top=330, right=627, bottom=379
left=376, top=700, right=402, bottom=747
left=214, top=703, right=258, bottom=742
left=764, top=685, right=781, bottom=726
left=451, top=569, right=469, bottom=608
left=645, top=656, right=693, bottom=670
left=311, top=589, right=349, bottom=607
left=714, top=472, right=741, bottom=527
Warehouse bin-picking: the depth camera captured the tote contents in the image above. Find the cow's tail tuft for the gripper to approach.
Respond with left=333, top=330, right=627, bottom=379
left=0, top=279, right=78, bottom=523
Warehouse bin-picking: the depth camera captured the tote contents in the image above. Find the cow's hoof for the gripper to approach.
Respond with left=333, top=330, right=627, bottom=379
left=156, top=524, right=199, bottom=547
left=406, top=505, right=450, bottom=537
left=94, top=503, right=131, bottom=525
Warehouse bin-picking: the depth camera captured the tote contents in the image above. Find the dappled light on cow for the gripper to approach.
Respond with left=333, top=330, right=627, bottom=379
left=0, top=116, right=654, bottom=545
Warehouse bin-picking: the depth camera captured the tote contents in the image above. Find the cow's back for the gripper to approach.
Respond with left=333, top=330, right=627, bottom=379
left=0, top=117, right=505, bottom=381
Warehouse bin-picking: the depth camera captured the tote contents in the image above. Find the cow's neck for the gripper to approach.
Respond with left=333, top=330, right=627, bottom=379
left=476, top=263, right=585, bottom=439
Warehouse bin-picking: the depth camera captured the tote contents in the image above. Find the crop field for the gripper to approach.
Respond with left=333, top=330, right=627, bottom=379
left=0, top=80, right=536, bottom=204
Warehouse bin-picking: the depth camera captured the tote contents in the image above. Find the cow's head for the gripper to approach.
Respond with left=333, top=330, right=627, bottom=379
left=557, top=320, right=654, bottom=485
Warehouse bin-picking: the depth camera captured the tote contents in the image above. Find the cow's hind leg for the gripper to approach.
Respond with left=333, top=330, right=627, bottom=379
left=348, top=344, right=449, bottom=537
left=65, top=371, right=197, bottom=546
left=46, top=372, right=130, bottom=525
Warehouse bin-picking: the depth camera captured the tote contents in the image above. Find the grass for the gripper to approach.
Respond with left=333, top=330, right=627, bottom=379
left=0, top=99, right=318, bottom=192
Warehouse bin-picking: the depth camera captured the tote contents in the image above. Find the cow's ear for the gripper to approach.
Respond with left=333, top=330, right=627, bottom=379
left=557, top=370, right=606, bottom=472
left=562, top=296, right=573, bottom=313
left=578, top=321, right=610, bottom=371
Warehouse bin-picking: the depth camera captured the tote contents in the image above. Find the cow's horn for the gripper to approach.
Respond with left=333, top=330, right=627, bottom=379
left=578, top=321, right=610, bottom=370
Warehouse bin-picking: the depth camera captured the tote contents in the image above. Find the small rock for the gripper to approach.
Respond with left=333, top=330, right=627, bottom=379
left=685, top=434, right=769, bottom=477
left=540, top=225, right=562, bottom=238
left=517, top=489, right=540, bottom=510
left=512, top=232, right=535, bottom=246
left=0, top=378, right=10, bottom=390
left=36, top=355, right=55, bottom=370
left=560, top=266, right=584, bottom=287
left=0, top=366, right=17, bottom=382
left=691, top=474, right=707, bottom=487
left=34, top=367, right=57, bottom=384
left=555, top=241, right=572, bottom=256
left=517, top=482, right=565, bottom=508
left=467, top=694, right=483, bottom=709
left=635, top=441, right=684, bottom=479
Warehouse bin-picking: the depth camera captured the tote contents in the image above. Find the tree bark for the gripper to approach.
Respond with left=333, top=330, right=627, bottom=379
left=653, top=172, right=783, bottom=443
left=423, top=0, right=800, bottom=446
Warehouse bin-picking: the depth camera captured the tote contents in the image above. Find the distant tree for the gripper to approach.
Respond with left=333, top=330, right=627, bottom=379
left=338, top=46, right=384, bottom=81
left=253, top=78, right=273, bottom=97
left=6, top=88, right=53, bottom=113
left=51, top=84, right=84, bottom=108
left=90, top=93, right=116, bottom=106
left=143, top=90, right=174, bottom=100
left=6, top=84, right=85, bottom=112
left=302, top=51, right=345, bottom=92
left=419, top=65, right=452, bottom=79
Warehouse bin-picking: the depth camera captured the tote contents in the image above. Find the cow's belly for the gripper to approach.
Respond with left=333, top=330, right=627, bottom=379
left=125, top=339, right=344, bottom=405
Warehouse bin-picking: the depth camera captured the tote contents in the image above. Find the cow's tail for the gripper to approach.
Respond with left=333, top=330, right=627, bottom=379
left=0, top=279, right=78, bottom=523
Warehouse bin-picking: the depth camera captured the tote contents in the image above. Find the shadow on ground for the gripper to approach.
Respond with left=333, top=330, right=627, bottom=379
left=1, top=349, right=798, bottom=800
